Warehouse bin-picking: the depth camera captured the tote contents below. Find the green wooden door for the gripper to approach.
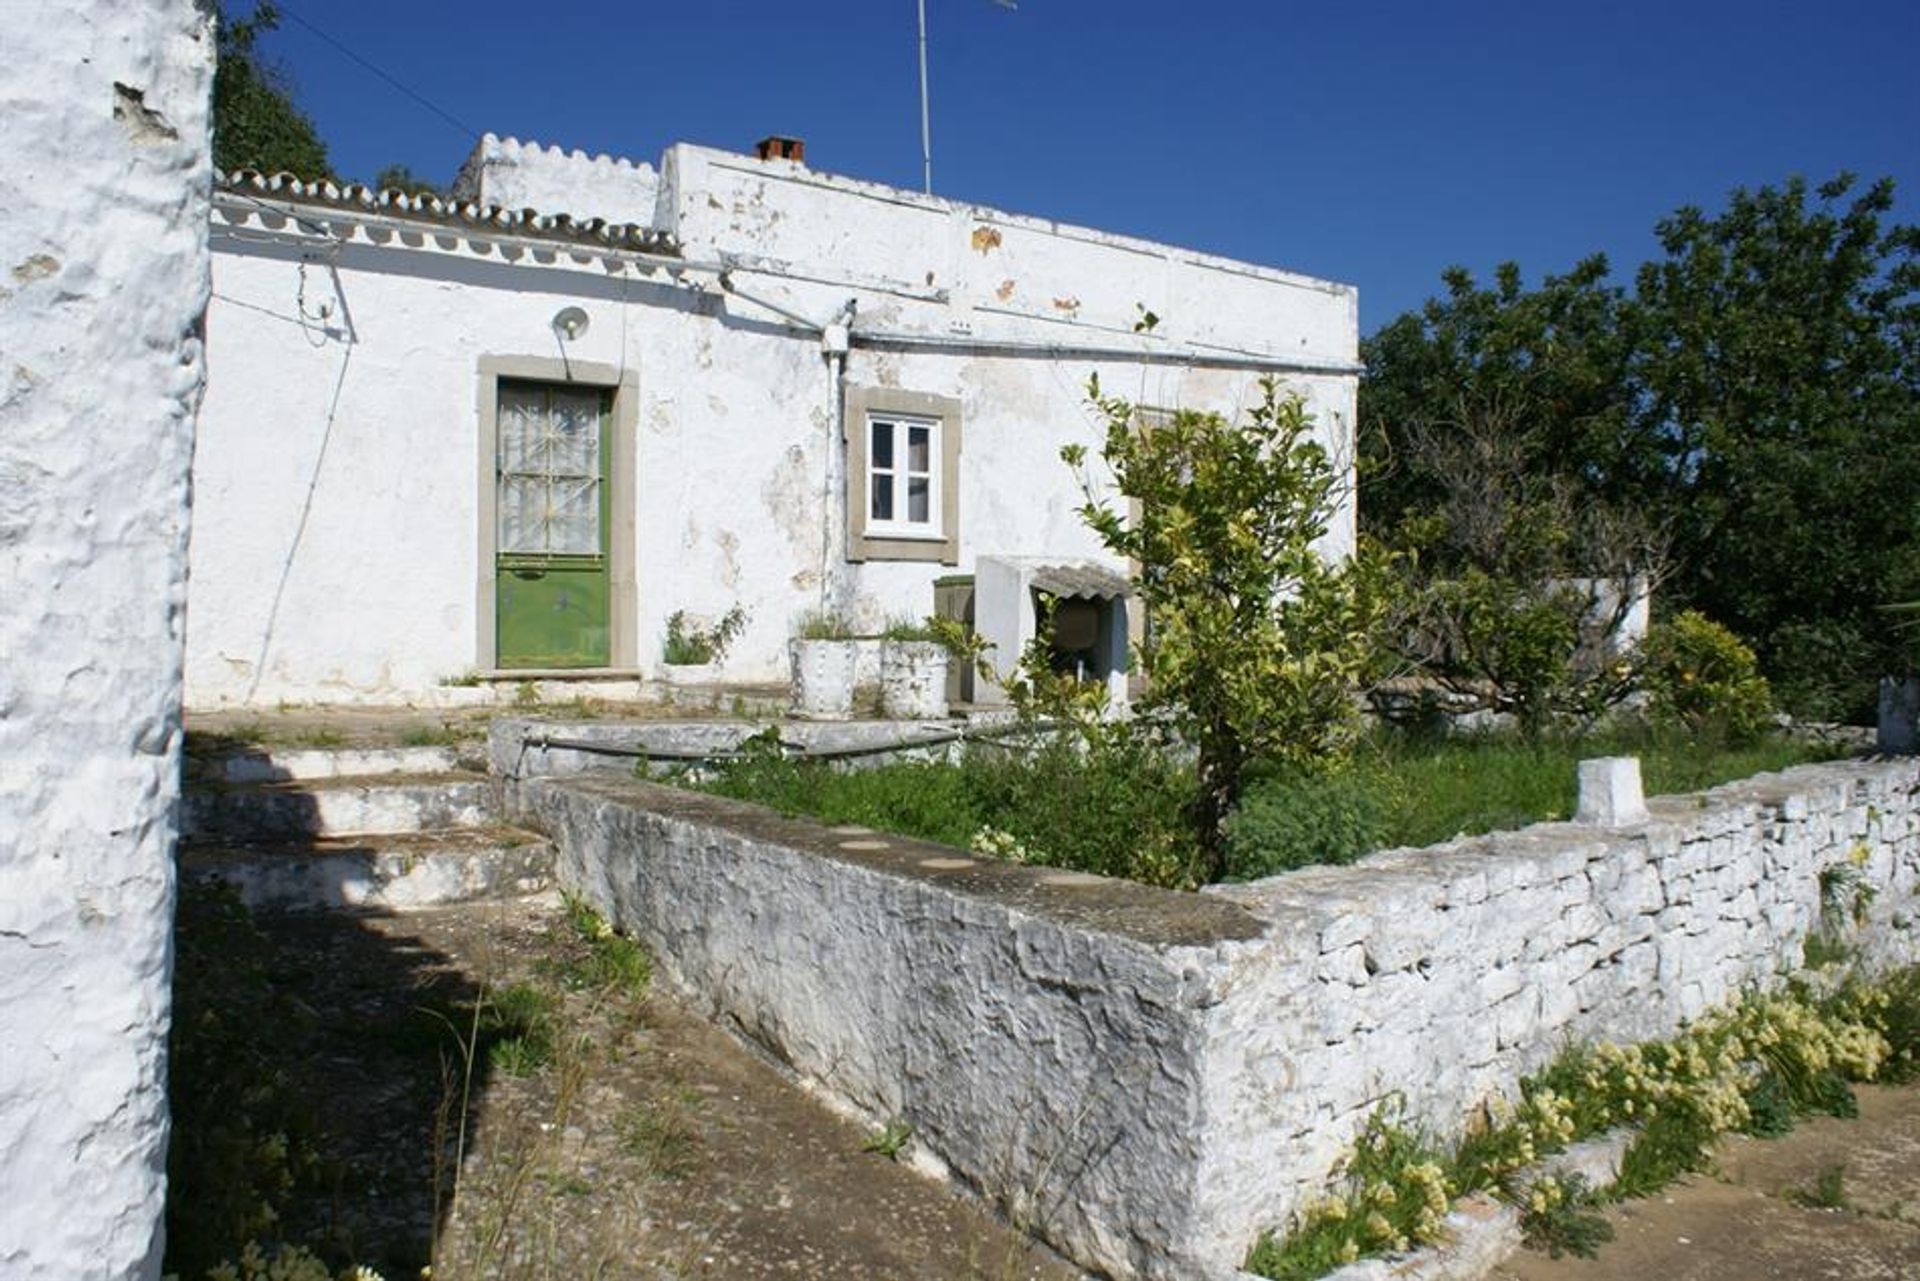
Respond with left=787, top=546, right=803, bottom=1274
left=495, top=382, right=611, bottom=668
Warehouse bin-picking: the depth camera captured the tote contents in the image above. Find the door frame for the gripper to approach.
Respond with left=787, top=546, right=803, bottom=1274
left=475, top=354, right=638, bottom=672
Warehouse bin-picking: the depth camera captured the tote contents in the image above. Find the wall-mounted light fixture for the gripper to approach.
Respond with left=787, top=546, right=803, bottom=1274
left=552, top=306, right=590, bottom=341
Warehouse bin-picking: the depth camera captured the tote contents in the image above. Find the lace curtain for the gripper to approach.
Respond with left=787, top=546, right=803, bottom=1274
left=498, top=385, right=603, bottom=556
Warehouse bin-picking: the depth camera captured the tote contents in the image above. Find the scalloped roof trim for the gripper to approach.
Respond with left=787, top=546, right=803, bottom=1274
left=481, top=132, right=654, bottom=174
left=216, top=168, right=677, bottom=254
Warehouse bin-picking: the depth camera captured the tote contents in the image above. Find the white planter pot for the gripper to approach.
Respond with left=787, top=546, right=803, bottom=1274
left=880, top=640, right=950, bottom=719
left=789, top=639, right=858, bottom=720
left=1881, top=675, right=1920, bottom=754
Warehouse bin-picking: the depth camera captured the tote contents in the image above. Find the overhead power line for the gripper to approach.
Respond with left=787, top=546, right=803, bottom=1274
left=277, top=2, right=483, bottom=144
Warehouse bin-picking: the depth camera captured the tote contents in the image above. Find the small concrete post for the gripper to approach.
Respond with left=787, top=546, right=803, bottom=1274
left=1576, top=756, right=1648, bottom=826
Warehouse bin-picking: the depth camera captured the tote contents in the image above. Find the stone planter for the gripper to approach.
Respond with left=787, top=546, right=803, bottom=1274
left=1881, top=675, right=1920, bottom=754
left=879, top=639, right=949, bottom=719
left=789, top=638, right=858, bottom=720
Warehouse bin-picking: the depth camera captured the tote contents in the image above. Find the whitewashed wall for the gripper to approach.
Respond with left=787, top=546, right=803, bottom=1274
left=189, top=142, right=1357, bottom=706
left=0, top=4, right=211, bottom=1278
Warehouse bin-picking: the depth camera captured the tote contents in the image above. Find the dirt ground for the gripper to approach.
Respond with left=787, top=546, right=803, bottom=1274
left=167, top=888, right=1078, bottom=1281
left=1493, top=1086, right=1920, bottom=1281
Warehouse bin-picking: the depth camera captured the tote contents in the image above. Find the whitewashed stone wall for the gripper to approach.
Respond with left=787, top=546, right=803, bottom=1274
left=0, top=5, right=211, bottom=1278
left=501, top=751, right=1920, bottom=1280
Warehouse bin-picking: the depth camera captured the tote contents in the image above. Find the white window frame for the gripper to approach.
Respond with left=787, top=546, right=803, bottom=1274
left=843, top=386, right=962, bottom=565
left=864, top=412, right=944, bottom=541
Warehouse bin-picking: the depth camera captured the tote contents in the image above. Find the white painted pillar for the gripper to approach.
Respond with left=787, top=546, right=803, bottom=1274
left=0, top=5, right=212, bottom=1278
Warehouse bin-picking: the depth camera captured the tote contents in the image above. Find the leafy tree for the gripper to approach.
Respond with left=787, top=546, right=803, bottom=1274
left=373, top=164, right=444, bottom=197
left=213, top=2, right=331, bottom=178
left=1631, top=175, right=1920, bottom=718
left=1065, top=377, right=1393, bottom=882
left=1365, top=175, right=1920, bottom=721
left=1361, top=260, right=1660, bottom=728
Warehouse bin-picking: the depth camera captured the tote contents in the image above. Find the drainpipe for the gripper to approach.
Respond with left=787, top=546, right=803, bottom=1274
left=819, top=303, right=856, bottom=616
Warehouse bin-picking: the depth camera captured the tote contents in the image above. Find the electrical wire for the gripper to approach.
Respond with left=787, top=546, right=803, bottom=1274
left=277, top=2, right=482, bottom=144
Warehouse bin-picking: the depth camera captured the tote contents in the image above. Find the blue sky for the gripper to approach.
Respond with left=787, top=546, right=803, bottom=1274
left=245, top=0, right=1919, bottom=332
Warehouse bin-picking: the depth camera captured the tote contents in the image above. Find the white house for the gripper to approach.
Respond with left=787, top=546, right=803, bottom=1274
left=187, top=133, right=1360, bottom=708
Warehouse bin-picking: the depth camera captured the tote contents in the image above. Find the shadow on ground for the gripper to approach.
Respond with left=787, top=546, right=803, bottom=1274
left=165, top=884, right=1077, bottom=1281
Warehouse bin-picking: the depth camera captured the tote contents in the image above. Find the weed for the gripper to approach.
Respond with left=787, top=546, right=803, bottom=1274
left=663, top=606, right=745, bottom=665
left=1820, top=862, right=1877, bottom=928
left=1804, top=930, right=1858, bottom=970
left=617, top=1101, right=697, bottom=1179
left=399, top=721, right=474, bottom=748
left=794, top=606, right=857, bottom=641
left=1517, top=1172, right=1613, bottom=1259
left=481, top=983, right=557, bottom=1077
left=289, top=727, right=346, bottom=749
left=1244, top=1105, right=1450, bottom=1277
left=1785, top=1162, right=1850, bottom=1211
left=863, top=1117, right=914, bottom=1160
left=512, top=680, right=541, bottom=709
left=555, top=894, right=651, bottom=999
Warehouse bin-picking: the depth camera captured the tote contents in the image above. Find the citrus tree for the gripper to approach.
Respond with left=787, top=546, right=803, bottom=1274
left=1065, top=376, right=1394, bottom=880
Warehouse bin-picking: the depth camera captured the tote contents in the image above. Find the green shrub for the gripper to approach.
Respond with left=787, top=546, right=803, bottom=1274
left=1636, top=611, right=1773, bottom=741
left=1225, top=767, right=1393, bottom=879
left=967, top=723, right=1195, bottom=887
left=662, top=606, right=745, bottom=665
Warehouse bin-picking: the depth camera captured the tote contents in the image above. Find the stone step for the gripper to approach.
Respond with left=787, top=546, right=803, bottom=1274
left=181, top=772, right=494, bottom=841
left=185, top=743, right=480, bottom=784
left=180, top=826, right=553, bottom=912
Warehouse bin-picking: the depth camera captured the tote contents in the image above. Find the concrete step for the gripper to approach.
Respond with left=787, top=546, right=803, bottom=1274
left=185, top=743, right=481, bottom=784
left=181, top=772, right=495, bottom=841
left=180, top=826, right=553, bottom=912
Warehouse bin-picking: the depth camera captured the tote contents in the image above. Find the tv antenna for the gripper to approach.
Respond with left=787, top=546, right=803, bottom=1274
left=919, top=0, right=1019, bottom=195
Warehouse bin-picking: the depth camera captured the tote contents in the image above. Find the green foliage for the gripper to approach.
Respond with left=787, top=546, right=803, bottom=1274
left=1636, top=610, right=1774, bottom=741
left=696, top=722, right=1194, bottom=886
left=861, top=1118, right=914, bottom=1161
left=969, top=722, right=1196, bottom=886
left=662, top=606, right=745, bottom=665
left=702, top=723, right=1835, bottom=887
left=204, top=1241, right=380, bottom=1281
left=1224, top=766, right=1393, bottom=878
left=371, top=164, right=441, bottom=197
left=793, top=607, right=856, bottom=640
left=556, top=894, right=651, bottom=999
left=1067, top=376, right=1394, bottom=878
left=1252, top=970, right=1919, bottom=1278
left=213, top=4, right=332, bottom=177
left=166, top=884, right=325, bottom=1279
left=480, top=983, right=557, bottom=1077
left=1243, top=1106, right=1451, bottom=1277
left=1786, top=1163, right=1852, bottom=1211
left=1366, top=174, right=1920, bottom=722
left=1517, top=1173, right=1613, bottom=1260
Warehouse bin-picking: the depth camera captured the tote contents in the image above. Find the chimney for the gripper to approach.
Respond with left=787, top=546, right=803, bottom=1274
left=754, top=135, right=806, bottom=164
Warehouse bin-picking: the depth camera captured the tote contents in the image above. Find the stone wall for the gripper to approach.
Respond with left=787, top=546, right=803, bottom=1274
left=0, top=5, right=211, bottom=1278
left=501, top=752, right=1920, bottom=1279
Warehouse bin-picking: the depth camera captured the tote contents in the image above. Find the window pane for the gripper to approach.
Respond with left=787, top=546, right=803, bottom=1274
left=548, top=478, right=601, bottom=554
left=870, top=473, right=893, bottom=521
left=908, top=476, right=930, bottom=524
left=498, top=475, right=544, bottom=552
left=547, top=390, right=602, bottom=478
left=498, top=386, right=546, bottom=472
left=908, top=425, right=930, bottom=473
left=871, top=420, right=894, bottom=469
